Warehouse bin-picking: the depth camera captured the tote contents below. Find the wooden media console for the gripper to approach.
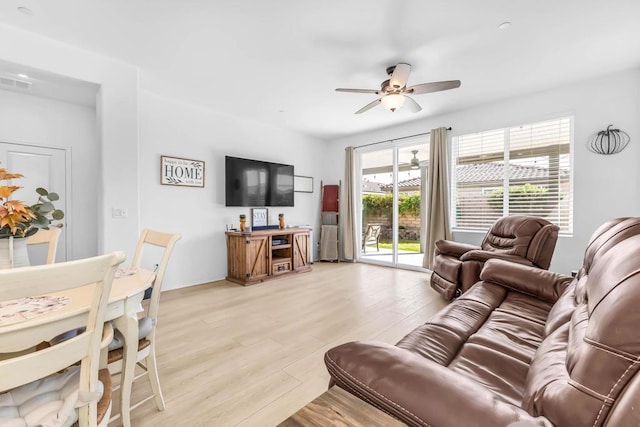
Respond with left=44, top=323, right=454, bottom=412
left=225, top=227, right=312, bottom=285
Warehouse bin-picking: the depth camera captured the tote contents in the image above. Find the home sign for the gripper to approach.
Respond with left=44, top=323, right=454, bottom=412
left=161, top=155, right=205, bottom=187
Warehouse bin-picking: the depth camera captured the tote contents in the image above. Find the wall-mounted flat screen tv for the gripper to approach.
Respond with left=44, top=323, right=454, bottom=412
left=225, top=156, right=294, bottom=207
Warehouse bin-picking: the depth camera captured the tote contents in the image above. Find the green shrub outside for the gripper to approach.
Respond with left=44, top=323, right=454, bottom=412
left=488, top=183, right=556, bottom=215
left=362, top=193, right=420, bottom=216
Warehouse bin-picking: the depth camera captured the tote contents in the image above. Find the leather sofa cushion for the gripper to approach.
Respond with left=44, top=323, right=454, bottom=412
left=523, top=234, right=640, bottom=426
left=481, top=216, right=548, bottom=258
left=399, top=281, right=553, bottom=405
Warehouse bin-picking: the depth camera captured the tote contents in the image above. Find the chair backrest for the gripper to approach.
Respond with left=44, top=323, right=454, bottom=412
left=0, top=251, right=125, bottom=425
left=523, top=219, right=640, bottom=426
left=480, top=216, right=559, bottom=268
left=364, top=224, right=381, bottom=240
left=27, top=228, right=62, bottom=264
left=131, top=229, right=181, bottom=321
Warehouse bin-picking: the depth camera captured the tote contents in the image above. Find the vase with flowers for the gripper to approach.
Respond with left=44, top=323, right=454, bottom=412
left=0, top=165, right=64, bottom=268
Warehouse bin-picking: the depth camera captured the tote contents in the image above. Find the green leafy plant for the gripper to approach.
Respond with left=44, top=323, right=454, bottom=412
left=488, top=183, right=556, bottom=215
left=362, top=193, right=420, bottom=216
left=0, top=166, right=64, bottom=238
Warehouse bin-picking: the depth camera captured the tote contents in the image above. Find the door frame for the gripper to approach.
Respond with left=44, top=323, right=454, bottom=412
left=0, top=139, right=73, bottom=261
left=355, top=139, right=428, bottom=272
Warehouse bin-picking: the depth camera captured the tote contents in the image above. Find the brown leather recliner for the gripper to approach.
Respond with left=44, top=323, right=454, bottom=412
left=430, top=215, right=559, bottom=300
left=325, top=217, right=640, bottom=427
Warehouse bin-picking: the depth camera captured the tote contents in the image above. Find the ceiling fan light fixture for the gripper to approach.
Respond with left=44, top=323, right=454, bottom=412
left=381, top=94, right=405, bottom=112
left=410, top=150, right=420, bottom=169
left=337, top=63, right=460, bottom=115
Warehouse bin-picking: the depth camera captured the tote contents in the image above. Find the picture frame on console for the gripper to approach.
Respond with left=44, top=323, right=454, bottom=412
left=252, top=208, right=268, bottom=227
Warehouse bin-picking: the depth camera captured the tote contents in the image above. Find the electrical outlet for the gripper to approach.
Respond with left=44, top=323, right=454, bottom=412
left=112, top=208, right=128, bottom=219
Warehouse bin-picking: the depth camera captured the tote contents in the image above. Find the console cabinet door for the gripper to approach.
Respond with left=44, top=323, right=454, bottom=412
left=293, top=232, right=310, bottom=271
left=247, top=236, right=270, bottom=280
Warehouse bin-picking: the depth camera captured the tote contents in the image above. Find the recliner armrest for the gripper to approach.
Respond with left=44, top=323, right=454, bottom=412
left=460, top=250, right=535, bottom=266
left=325, top=341, right=552, bottom=427
left=480, top=259, right=573, bottom=303
left=434, top=240, right=480, bottom=257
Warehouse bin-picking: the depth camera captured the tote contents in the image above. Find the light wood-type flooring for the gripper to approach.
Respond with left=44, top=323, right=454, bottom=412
left=114, top=262, right=447, bottom=427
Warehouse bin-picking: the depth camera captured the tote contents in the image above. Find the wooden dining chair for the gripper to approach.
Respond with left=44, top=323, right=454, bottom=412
left=27, top=227, right=62, bottom=264
left=107, top=229, right=181, bottom=423
left=0, top=251, right=125, bottom=427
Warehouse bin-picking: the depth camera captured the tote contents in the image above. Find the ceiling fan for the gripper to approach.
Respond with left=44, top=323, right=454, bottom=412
left=410, top=150, right=420, bottom=169
left=336, top=63, right=461, bottom=114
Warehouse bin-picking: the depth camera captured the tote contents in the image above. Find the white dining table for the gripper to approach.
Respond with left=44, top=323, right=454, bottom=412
left=0, top=268, right=155, bottom=427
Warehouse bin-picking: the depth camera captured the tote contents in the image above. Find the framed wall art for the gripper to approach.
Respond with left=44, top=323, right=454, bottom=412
left=252, top=208, right=268, bottom=227
left=161, top=155, right=205, bottom=187
left=294, top=175, right=313, bottom=193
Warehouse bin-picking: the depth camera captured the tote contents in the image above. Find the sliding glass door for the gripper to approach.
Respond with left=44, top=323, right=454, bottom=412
left=357, top=137, right=429, bottom=270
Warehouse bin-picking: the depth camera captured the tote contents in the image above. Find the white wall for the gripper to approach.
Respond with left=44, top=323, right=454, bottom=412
left=0, top=24, right=328, bottom=291
left=0, top=24, right=141, bottom=257
left=326, top=67, right=640, bottom=275
left=140, top=90, right=325, bottom=290
left=0, top=89, right=99, bottom=260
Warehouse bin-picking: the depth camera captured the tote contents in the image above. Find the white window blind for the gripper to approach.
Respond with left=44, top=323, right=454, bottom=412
left=451, top=117, right=573, bottom=233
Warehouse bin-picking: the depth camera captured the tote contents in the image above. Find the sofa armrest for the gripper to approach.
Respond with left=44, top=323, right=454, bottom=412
left=460, top=250, right=535, bottom=266
left=325, top=341, right=553, bottom=427
left=480, top=259, right=573, bottom=303
left=435, top=240, right=480, bottom=257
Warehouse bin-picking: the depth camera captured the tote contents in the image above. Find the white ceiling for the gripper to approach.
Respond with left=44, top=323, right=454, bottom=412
left=1, top=0, right=639, bottom=140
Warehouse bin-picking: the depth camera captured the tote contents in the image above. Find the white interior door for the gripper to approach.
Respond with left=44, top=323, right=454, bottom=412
left=0, top=143, right=69, bottom=263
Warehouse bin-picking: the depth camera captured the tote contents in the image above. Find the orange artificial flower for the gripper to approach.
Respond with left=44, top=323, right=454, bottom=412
left=0, top=169, right=23, bottom=181
left=0, top=185, right=21, bottom=199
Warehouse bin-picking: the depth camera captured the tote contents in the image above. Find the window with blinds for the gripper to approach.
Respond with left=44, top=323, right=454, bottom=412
left=451, top=117, right=573, bottom=233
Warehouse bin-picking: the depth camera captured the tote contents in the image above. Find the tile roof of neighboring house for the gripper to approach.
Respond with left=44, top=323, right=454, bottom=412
left=362, top=180, right=386, bottom=193
left=457, top=163, right=569, bottom=183
left=380, top=163, right=568, bottom=191
left=380, top=178, right=419, bottom=192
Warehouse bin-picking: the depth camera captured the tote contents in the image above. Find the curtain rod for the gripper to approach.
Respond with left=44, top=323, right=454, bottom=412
left=350, top=127, right=452, bottom=150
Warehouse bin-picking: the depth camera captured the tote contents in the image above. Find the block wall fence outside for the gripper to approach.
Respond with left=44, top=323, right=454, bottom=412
left=363, top=213, right=422, bottom=240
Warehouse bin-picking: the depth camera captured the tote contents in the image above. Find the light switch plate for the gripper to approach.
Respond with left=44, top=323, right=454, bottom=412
left=112, top=208, right=128, bottom=219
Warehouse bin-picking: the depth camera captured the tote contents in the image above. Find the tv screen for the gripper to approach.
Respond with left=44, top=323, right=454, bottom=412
left=225, top=156, right=294, bottom=207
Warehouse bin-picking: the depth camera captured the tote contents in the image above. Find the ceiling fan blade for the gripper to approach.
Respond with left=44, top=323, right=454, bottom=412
left=403, top=95, right=422, bottom=113
left=336, top=88, right=381, bottom=94
left=355, top=98, right=381, bottom=114
left=406, top=80, right=461, bottom=95
left=389, top=63, right=411, bottom=89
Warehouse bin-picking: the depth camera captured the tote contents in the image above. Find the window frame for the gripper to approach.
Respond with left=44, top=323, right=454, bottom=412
left=450, top=116, right=574, bottom=236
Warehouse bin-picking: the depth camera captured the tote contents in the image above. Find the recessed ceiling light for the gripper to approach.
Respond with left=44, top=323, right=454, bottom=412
left=498, top=22, right=511, bottom=31
left=17, top=6, right=34, bottom=16
left=17, top=73, right=29, bottom=79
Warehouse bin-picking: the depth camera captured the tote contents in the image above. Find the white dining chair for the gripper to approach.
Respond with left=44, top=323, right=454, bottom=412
left=26, top=227, right=62, bottom=264
left=107, top=229, right=181, bottom=424
left=0, top=251, right=125, bottom=427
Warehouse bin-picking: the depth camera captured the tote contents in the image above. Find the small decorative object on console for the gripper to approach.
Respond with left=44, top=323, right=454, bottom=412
left=252, top=208, right=268, bottom=227
left=278, top=213, right=285, bottom=229
left=239, top=214, right=247, bottom=232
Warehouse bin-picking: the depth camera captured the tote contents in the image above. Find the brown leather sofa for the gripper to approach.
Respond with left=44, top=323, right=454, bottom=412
left=430, top=215, right=559, bottom=300
left=325, top=217, right=640, bottom=427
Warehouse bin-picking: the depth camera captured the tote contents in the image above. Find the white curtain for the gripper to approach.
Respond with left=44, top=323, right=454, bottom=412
left=423, top=127, right=452, bottom=269
left=343, top=146, right=357, bottom=261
